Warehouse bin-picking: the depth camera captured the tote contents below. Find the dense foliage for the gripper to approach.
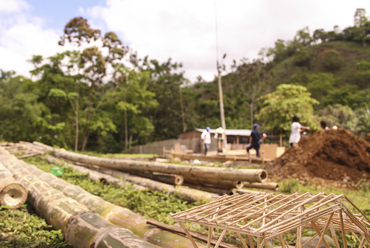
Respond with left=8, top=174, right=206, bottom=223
left=1, top=9, right=370, bottom=152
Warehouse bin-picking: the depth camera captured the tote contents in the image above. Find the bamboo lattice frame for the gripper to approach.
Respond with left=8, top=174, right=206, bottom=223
left=171, top=192, right=370, bottom=248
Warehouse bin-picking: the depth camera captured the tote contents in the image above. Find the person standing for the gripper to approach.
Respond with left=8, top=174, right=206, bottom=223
left=247, top=124, right=267, bottom=158
left=320, top=120, right=329, bottom=130
left=289, top=116, right=311, bottom=147
left=201, top=127, right=212, bottom=155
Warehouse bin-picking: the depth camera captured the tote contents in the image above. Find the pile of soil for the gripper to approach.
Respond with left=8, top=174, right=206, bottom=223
left=265, top=128, right=370, bottom=184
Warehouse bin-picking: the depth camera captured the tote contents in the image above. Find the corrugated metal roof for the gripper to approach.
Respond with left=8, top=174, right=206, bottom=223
left=195, top=128, right=252, bottom=136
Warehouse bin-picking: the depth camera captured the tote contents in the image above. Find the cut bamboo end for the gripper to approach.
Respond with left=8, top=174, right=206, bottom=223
left=0, top=181, right=28, bottom=208
left=260, top=171, right=268, bottom=182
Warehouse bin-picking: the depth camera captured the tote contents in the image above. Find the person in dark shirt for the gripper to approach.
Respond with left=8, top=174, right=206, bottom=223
left=246, top=124, right=267, bottom=158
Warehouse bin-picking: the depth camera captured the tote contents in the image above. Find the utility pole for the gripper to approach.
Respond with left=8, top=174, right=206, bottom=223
left=215, top=1, right=227, bottom=150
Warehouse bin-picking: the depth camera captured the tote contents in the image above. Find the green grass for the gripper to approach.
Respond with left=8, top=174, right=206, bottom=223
left=278, top=178, right=370, bottom=220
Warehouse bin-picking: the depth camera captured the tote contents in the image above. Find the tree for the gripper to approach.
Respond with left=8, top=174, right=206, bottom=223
left=293, top=49, right=311, bottom=67
left=231, top=56, right=271, bottom=127
left=316, top=104, right=358, bottom=131
left=356, top=103, right=370, bottom=138
left=109, top=66, right=157, bottom=151
left=295, top=26, right=312, bottom=47
left=256, top=84, right=319, bottom=133
left=321, top=49, right=343, bottom=72
left=141, top=58, right=187, bottom=141
left=59, top=17, right=127, bottom=151
left=305, top=73, right=336, bottom=105
left=353, top=8, right=370, bottom=47
left=313, top=29, right=326, bottom=44
left=0, top=74, right=45, bottom=142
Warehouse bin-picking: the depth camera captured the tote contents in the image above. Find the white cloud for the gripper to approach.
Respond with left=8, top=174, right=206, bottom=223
left=0, top=1, right=63, bottom=76
left=1, top=0, right=370, bottom=82
left=83, top=0, right=370, bottom=82
left=0, top=0, right=29, bottom=13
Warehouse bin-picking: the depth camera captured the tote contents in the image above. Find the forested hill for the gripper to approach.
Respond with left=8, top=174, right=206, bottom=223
left=0, top=10, right=369, bottom=153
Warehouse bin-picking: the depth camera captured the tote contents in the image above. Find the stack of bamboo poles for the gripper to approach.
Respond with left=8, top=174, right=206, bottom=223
left=0, top=159, right=27, bottom=208
left=1, top=147, right=211, bottom=248
left=0, top=147, right=159, bottom=248
left=171, top=191, right=370, bottom=248
left=26, top=141, right=276, bottom=193
left=0, top=142, right=44, bottom=158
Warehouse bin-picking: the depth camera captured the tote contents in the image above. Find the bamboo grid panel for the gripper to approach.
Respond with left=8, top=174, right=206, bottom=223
left=171, top=192, right=370, bottom=248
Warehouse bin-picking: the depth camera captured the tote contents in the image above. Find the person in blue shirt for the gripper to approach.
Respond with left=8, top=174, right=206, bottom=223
left=246, top=124, right=267, bottom=158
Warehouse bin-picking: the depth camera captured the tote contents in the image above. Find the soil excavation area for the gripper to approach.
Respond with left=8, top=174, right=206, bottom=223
left=265, top=129, right=370, bottom=186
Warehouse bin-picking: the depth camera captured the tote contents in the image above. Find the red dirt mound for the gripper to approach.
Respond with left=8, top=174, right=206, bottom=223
left=266, top=128, right=370, bottom=183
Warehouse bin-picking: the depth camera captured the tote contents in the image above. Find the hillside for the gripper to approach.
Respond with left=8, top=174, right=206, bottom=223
left=270, top=41, right=370, bottom=89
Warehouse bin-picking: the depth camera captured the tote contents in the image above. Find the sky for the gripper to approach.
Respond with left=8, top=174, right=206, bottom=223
left=1, top=0, right=370, bottom=83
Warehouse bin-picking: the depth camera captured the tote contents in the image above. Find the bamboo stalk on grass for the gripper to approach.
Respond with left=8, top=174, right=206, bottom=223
left=0, top=152, right=158, bottom=248
left=11, top=150, right=207, bottom=248
left=29, top=141, right=268, bottom=182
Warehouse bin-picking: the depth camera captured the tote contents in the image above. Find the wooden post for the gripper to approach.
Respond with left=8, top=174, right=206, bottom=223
left=178, top=221, right=199, bottom=248
left=315, top=214, right=334, bottom=248
left=214, top=229, right=227, bottom=248
left=236, top=232, right=248, bottom=248
left=247, top=235, right=255, bottom=248
left=280, top=134, right=282, bottom=147
left=207, top=226, right=213, bottom=248
left=338, top=210, right=348, bottom=248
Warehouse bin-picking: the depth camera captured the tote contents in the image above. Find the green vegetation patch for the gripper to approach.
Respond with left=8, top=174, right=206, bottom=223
left=0, top=205, right=71, bottom=248
left=24, top=156, right=201, bottom=225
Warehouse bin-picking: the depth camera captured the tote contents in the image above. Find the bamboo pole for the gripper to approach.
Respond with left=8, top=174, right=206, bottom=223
left=49, top=157, right=218, bottom=203
left=125, top=170, right=184, bottom=185
left=39, top=150, right=218, bottom=203
left=183, top=183, right=231, bottom=195
left=12, top=151, right=207, bottom=248
left=243, top=182, right=279, bottom=191
left=0, top=153, right=157, bottom=248
left=184, top=176, right=244, bottom=189
left=0, top=161, right=28, bottom=208
left=29, top=141, right=268, bottom=182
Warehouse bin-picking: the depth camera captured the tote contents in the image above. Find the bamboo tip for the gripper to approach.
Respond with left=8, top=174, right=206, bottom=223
left=235, top=181, right=244, bottom=189
left=260, top=170, right=268, bottom=182
left=175, top=176, right=184, bottom=185
left=0, top=183, right=28, bottom=208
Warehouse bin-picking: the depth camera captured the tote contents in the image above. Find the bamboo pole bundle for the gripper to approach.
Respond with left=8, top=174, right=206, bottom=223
left=19, top=145, right=219, bottom=203
left=11, top=151, right=207, bottom=248
left=73, top=162, right=218, bottom=202
left=243, top=182, right=279, bottom=191
left=30, top=141, right=268, bottom=182
left=0, top=157, right=27, bottom=208
left=44, top=154, right=147, bottom=191
left=0, top=153, right=158, bottom=248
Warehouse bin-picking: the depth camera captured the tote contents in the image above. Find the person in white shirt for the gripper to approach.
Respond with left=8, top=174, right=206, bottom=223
left=289, top=116, right=311, bottom=147
left=201, top=127, right=211, bottom=155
